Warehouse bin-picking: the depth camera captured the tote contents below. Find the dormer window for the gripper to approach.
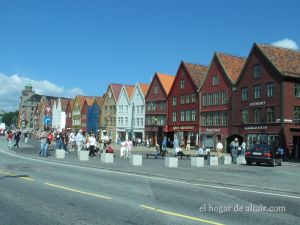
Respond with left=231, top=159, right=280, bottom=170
left=212, top=74, right=219, bottom=86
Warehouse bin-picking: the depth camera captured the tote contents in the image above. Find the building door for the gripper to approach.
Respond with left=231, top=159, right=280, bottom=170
left=292, top=136, right=300, bottom=159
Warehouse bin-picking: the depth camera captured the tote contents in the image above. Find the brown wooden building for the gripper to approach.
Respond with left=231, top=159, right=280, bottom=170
left=232, top=43, right=300, bottom=159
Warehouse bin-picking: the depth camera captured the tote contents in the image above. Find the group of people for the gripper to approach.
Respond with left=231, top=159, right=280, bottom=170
left=120, top=139, right=133, bottom=158
left=6, top=129, right=22, bottom=149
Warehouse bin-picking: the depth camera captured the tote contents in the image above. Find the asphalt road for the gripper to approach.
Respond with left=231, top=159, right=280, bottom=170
left=0, top=138, right=299, bottom=225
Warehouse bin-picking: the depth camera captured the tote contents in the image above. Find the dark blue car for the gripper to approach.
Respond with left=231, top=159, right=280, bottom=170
left=245, top=144, right=283, bottom=167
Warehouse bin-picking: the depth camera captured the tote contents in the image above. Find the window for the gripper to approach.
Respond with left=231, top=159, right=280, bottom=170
left=203, top=95, right=207, bottom=107
left=191, top=94, right=196, bottom=103
left=202, top=114, right=207, bottom=126
left=241, top=87, right=248, bottom=101
left=266, top=82, right=274, bottom=97
left=191, top=110, right=196, bottom=121
left=180, top=95, right=185, bottom=104
left=213, top=92, right=220, bottom=105
left=254, top=108, right=261, bottom=123
left=125, top=106, right=128, bottom=113
left=294, top=106, right=300, bottom=123
left=180, top=111, right=185, bottom=122
left=147, top=103, right=151, bottom=111
left=120, top=117, right=123, bottom=126
left=186, top=95, right=190, bottom=104
left=295, top=83, right=300, bottom=98
left=215, top=112, right=220, bottom=126
left=221, top=92, right=228, bottom=104
left=185, top=110, right=191, bottom=121
left=213, top=74, right=219, bottom=86
left=172, top=97, right=177, bottom=106
left=208, top=114, right=213, bottom=126
left=152, top=102, right=156, bottom=111
left=180, top=79, right=185, bottom=89
left=140, top=106, right=144, bottom=113
left=208, top=93, right=213, bottom=106
left=119, top=106, right=123, bottom=113
left=242, top=109, right=249, bottom=124
left=254, top=85, right=261, bottom=99
left=160, top=101, right=166, bottom=110
left=267, top=107, right=275, bottom=123
left=253, top=64, right=262, bottom=79
left=154, top=86, right=158, bottom=95
left=136, top=106, right=140, bottom=113
left=172, top=112, right=177, bottom=122
left=221, top=112, right=228, bottom=125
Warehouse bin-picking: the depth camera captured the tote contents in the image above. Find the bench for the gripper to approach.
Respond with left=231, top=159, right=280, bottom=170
left=145, top=153, right=157, bottom=159
left=174, top=154, right=191, bottom=159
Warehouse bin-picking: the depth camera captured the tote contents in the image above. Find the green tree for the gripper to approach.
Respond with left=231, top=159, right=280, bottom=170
left=2, top=111, right=19, bottom=127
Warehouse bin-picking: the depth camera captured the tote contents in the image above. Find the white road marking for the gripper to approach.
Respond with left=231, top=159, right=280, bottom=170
left=1, top=148, right=300, bottom=200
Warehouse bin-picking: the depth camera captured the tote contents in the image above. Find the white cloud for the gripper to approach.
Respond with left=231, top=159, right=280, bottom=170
left=0, top=73, right=84, bottom=112
left=272, top=38, right=299, bottom=50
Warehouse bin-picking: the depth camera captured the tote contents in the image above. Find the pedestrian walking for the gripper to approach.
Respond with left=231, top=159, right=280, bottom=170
left=76, top=130, right=85, bottom=155
left=230, top=138, right=239, bottom=164
left=7, top=131, right=13, bottom=149
left=13, top=130, right=21, bottom=148
left=216, top=140, right=223, bottom=159
left=88, top=134, right=97, bottom=157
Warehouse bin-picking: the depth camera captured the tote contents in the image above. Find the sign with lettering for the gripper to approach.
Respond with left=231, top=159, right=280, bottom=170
left=172, top=126, right=195, bottom=131
left=245, top=126, right=267, bottom=130
left=249, top=101, right=265, bottom=107
left=205, top=128, right=221, bottom=132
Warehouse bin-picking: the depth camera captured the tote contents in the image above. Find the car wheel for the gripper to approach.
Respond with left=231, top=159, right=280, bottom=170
left=278, top=159, right=282, bottom=166
left=246, top=161, right=251, bottom=165
left=271, top=158, right=276, bottom=167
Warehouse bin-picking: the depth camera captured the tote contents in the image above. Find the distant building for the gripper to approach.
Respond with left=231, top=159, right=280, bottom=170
left=0, top=108, right=5, bottom=123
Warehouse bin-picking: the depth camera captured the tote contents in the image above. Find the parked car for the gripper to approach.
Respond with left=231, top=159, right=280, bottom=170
left=245, top=144, right=282, bottom=167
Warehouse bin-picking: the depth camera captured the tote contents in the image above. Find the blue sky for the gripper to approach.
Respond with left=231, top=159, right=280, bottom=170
left=0, top=0, right=299, bottom=111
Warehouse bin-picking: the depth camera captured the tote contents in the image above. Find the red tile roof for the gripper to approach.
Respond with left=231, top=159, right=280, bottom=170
left=94, top=97, right=104, bottom=106
left=125, top=85, right=135, bottom=99
left=183, top=62, right=208, bottom=88
left=138, top=83, right=150, bottom=97
left=216, top=52, right=246, bottom=83
left=85, top=97, right=94, bottom=107
left=157, top=73, right=175, bottom=96
left=257, top=44, right=300, bottom=77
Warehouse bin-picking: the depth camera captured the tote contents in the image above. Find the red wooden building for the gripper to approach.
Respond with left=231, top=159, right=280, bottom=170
left=145, top=72, right=175, bottom=146
left=232, top=43, right=300, bottom=159
left=200, top=52, right=246, bottom=151
left=167, top=61, right=208, bottom=148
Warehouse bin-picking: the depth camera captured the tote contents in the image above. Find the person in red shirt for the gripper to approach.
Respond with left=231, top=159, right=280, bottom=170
left=7, top=131, right=13, bottom=149
left=47, top=132, right=54, bottom=150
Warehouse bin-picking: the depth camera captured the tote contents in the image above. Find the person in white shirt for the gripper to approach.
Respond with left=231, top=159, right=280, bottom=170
left=120, top=141, right=127, bottom=158
left=126, top=139, right=133, bottom=159
left=88, top=134, right=97, bottom=157
left=216, top=141, right=223, bottom=159
left=76, top=130, right=85, bottom=155
left=69, top=131, right=76, bottom=152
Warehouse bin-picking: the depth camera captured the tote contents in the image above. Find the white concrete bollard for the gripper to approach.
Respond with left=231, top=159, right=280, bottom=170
left=221, top=155, right=232, bottom=165
left=55, top=149, right=65, bottom=159
left=191, top=157, right=204, bottom=167
left=130, top=155, right=142, bottom=166
left=237, top=156, right=246, bottom=164
left=165, top=157, right=178, bottom=168
left=208, top=156, right=219, bottom=166
left=78, top=150, right=89, bottom=161
left=101, top=153, right=114, bottom=163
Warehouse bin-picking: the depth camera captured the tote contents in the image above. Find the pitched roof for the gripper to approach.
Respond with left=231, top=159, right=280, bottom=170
left=257, top=44, right=300, bottom=77
left=138, top=83, right=150, bottom=97
left=183, top=62, right=208, bottom=88
left=110, top=84, right=123, bottom=101
left=216, top=52, right=246, bottom=83
left=75, top=96, right=86, bottom=108
left=60, top=99, right=70, bottom=112
left=94, top=97, right=104, bottom=106
left=156, top=73, right=175, bottom=95
left=125, top=85, right=135, bottom=99
left=85, top=97, right=94, bottom=107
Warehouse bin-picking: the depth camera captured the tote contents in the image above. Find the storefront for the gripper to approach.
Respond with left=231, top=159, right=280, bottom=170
left=200, top=127, right=228, bottom=151
left=169, top=125, right=199, bottom=149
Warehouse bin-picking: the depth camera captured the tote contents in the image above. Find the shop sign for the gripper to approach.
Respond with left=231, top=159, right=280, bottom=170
left=249, top=101, right=265, bottom=107
left=173, top=126, right=195, bottom=130
left=205, top=128, right=221, bottom=133
left=245, top=126, right=267, bottom=130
